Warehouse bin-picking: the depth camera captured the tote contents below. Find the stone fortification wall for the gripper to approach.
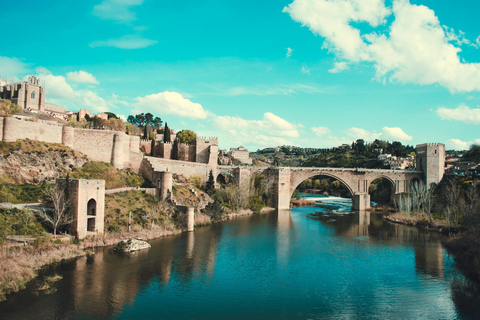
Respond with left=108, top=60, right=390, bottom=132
left=139, top=139, right=152, bottom=155
left=141, top=156, right=216, bottom=183
left=1, top=116, right=63, bottom=143
left=0, top=117, right=142, bottom=171
left=177, top=143, right=195, bottom=162
left=158, top=141, right=172, bottom=159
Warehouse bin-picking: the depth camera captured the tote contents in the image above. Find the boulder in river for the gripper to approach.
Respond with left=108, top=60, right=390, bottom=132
left=114, top=238, right=151, bottom=253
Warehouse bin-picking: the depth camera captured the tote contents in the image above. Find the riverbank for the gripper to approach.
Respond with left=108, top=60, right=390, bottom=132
left=383, top=212, right=452, bottom=234
left=0, top=206, right=273, bottom=301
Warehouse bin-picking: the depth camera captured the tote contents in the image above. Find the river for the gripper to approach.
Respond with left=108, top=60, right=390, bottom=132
left=1, top=194, right=479, bottom=319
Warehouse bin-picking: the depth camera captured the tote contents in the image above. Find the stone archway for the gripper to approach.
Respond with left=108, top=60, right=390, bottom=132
left=368, top=176, right=395, bottom=204
left=87, top=198, right=96, bottom=232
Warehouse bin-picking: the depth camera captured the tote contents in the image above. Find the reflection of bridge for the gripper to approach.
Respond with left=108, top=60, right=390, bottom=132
left=217, top=166, right=423, bottom=210
left=142, top=143, right=445, bottom=211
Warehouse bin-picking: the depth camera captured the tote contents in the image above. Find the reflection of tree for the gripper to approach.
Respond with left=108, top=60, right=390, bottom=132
left=451, top=277, right=480, bottom=319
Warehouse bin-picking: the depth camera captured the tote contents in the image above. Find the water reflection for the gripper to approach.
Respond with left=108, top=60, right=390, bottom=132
left=0, top=195, right=478, bottom=319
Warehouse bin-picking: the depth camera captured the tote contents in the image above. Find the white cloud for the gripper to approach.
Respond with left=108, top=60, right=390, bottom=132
left=67, top=71, right=99, bottom=85
left=36, top=68, right=109, bottom=112
left=89, top=34, right=157, bottom=49
left=284, top=0, right=480, bottom=93
left=212, top=112, right=299, bottom=149
left=133, top=91, right=208, bottom=119
left=344, top=127, right=381, bottom=141
left=0, top=56, right=30, bottom=78
left=283, top=0, right=390, bottom=62
left=382, top=126, right=413, bottom=141
left=329, top=61, right=349, bottom=73
left=286, top=47, right=293, bottom=58
left=301, top=64, right=310, bottom=74
left=311, top=126, right=331, bottom=137
left=446, top=138, right=480, bottom=150
left=436, top=104, right=480, bottom=124
left=93, top=0, right=144, bottom=23
left=344, top=126, right=412, bottom=142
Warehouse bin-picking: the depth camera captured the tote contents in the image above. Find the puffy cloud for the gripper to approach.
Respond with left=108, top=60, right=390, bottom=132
left=344, top=126, right=412, bottom=142
left=67, top=71, right=99, bottom=85
left=311, top=126, right=331, bottom=137
left=382, top=126, right=413, bottom=141
left=89, top=34, right=158, bottom=49
left=436, top=104, right=480, bottom=124
left=133, top=91, right=208, bottom=119
left=93, top=0, right=144, bottom=23
left=283, top=0, right=389, bottom=62
left=446, top=138, right=480, bottom=150
left=0, top=56, right=30, bottom=78
left=344, top=127, right=381, bottom=141
left=284, top=0, right=480, bottom=92
left=286, top=47, right=293, bottom=58
left=36, top=68, right=109, bottom=112
left=329, top=61, right=349, bottom=73
left=214, top=112, right=299, bottom=138
left=212, top=112, right=299, bottom=148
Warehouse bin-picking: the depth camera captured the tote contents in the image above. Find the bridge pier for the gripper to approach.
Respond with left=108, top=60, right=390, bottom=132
left=274, top=168, right=291, bottom=210
left=352, top=193, right=371, bottom=211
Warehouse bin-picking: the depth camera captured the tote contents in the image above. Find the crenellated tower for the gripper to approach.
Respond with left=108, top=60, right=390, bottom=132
left=415, top=143, right=445, bottom=187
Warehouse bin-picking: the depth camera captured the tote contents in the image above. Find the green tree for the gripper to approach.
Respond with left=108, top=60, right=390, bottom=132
left=176, top=130, right=196, bottom=144
left=206, top=170, right=215, bottom=195
left=164, top=122, right=171, bottom=143
left=127, top=113, right=163, bottom=139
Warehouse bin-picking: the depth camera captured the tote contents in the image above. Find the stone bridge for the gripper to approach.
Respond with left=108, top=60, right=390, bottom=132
left=217, top=165, right=424, bottom=210
left=144, top=143, right=445, bottom=211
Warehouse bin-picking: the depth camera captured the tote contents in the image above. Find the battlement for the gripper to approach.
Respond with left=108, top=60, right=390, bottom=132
left=416, top=143, right=443, bottom=148
left=196, top=136, right=218, bottom=144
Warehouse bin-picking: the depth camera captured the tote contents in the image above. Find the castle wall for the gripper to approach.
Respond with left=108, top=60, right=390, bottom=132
left=141, top=156, right=216, bottom=183
left=139, top=139, right=152, bottom=155
left=72, top=129, right=116, bottom=163
left=158, top=142, right=173, bottom=159
left=2, top=116, right=63, bottom=143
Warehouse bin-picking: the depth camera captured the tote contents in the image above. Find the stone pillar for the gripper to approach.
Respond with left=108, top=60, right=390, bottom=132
left=112, top=133, right=128, bottom=169
left=62, top=126, right=75, bottom=149
left=274, top=168, right=291, bottom=210
left=187, top=207, right=195, bottom=231
left=158, top=171, right=173, bottom=200
left=352, top=193, right=371, bottom=211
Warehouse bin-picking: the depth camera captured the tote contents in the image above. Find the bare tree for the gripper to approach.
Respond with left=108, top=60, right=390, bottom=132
left=40, top=185, right=73, bottom=238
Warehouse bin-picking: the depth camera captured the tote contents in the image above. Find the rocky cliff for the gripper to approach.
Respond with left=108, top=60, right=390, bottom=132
left=0, top=140, right=89, bottom=184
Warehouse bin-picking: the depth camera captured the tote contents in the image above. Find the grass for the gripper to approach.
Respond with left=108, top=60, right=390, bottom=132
left=0, top=139, right=83, bottom=156
left=0, top=243, right=85, bottom=301
left=70, top=162, right=146, bottom=189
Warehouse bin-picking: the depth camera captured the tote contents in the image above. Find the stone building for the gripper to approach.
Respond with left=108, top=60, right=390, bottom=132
left=415, top=143, right=446, bottom=187
left=230, top=146, right=252, bottom=164
left=0, top=76, right=45, bottom=112
left=57, top=178, right=105, bottom=239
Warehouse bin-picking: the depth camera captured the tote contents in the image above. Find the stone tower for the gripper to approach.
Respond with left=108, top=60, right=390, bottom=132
left=57, top=178, right=105, bottom=239
left=415, top=143, right=445, bottom=188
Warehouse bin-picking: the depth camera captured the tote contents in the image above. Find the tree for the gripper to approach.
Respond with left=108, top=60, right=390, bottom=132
left=206, top=170, right=215, bottom=194
left=176, top=130, right=196, bottom=144
left=127, top=113, right=163, bottom=139
left=164, top=122, right=171, bottom=143
left=40, top=185, right=73, bottom=238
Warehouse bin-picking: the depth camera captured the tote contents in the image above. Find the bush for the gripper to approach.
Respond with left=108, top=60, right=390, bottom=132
left=70, top=162, right=145, bottom=189
left=249, top=195, right=265, bottom=213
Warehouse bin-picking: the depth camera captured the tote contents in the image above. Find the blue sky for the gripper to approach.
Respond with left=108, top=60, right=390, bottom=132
left=1, top=0, right=479, bottom=151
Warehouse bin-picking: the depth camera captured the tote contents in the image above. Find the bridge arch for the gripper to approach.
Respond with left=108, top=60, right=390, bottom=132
left=290, top=171, right=355, bottom=199
left=367, top=175, right=395, bottom=204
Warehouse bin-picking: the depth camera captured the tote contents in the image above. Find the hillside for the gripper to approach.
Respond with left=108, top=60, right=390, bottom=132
left=0, top=140, right=88, bottom=185
left=251, top=140, right=415, bottom=168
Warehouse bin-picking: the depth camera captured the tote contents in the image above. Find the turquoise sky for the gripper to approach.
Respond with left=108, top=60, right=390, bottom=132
left=1, top=0, right=479, bottom=150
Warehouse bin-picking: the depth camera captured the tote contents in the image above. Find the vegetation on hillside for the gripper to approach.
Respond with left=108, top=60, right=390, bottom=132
left=0, top=208, right=44, bottom=244
left=251, top=139, right=415, bottom=168
left=70, top=162, right=146, bottom=189
left=0, top=100, right=21, bottom=117
left=0, top=139, right=77, bottom=155
left=104, top=190, right=175, bottom=233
